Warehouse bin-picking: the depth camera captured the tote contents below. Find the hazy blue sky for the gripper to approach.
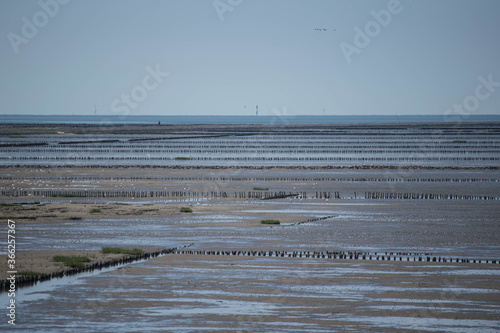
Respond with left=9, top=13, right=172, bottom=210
left=1, top=0, right=499, bottom=116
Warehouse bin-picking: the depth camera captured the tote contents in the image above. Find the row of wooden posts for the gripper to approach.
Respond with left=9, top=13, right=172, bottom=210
left=364, top=191, right=498, bottom=200
left=172, top=249, right=500, bottom=264
left=3, top=246, right=498, bottom=292
left=3, top=140, right=498, bottom=149
left=286, top=215, right=336, bottom=226
left=1, top=176, right=498, bottom=183
left=0, top=247, right=183, bottom=292
left=5, top=147, right=499, bottom=154
left=1, top=189, right=498, bottom=201
left=3, top=156, right=499, bottom=161
left=2, top=164, right=498, bottom=171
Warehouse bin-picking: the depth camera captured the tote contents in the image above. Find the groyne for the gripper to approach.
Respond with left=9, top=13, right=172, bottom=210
left=172, top=249, right=500, bottom=265
left=0, top=246, right=187, bottom=292
left=1, top=189, right=498, bottom=201
left=3, top=246, right=498, bottom=292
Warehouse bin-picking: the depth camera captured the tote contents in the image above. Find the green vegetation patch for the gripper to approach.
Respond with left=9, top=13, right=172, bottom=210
left=0, top=203, right=20, bottom=207
left=180, top=207, right=193, bottom=213
left=53, top=255, right=91, bottom=268
left=253, top=187, right=269, bottom=191
left=89, top=208, right=101, bottom=214
left=261, top=219, right=280, bottom=225
left=101, top=247, right=143, bottom=255
left=175, top=157, right=192, bottom=160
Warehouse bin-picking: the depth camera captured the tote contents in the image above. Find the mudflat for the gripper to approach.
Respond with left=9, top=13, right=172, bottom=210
left=1, top=123, right=499, bottom=332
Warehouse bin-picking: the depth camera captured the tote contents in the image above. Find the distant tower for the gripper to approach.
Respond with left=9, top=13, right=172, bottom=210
left=94, top=105, right=97, bottom=115
left=256, top=105, right=258, bottom=116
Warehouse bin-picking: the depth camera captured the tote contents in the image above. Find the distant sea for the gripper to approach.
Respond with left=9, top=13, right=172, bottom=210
left=1, top=114, right=500, bottom=125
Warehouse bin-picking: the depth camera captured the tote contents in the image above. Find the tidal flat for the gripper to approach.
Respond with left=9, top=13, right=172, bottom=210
left=1, top=123, right=499, bottom=332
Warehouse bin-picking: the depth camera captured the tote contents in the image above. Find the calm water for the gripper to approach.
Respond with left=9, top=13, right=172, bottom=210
left=2, top=114, right=500, bottom=124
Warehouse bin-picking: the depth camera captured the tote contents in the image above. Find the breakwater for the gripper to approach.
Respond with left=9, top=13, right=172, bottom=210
left=2, top=129, right=499, bottom=167
left=0, top=246, right=187, bottom=292
left=3, top=155, right=499, bottom=163
left=1, top=189, right=498, bottom=201
left=3, top=173, right=499, bottom=183
left=171, top=249, right=500, bottom=265
left=286, top=215, right=336, bottom=226
left=3, top=246, right=498, bottom=292
left=364, top=191, right=498, bottom=200
left=1, top=164, right=499, bottom=170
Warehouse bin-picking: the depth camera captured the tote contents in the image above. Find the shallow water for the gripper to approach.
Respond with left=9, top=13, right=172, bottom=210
left=2, top=126, right=500, bottom=331
left=6, top=197, right=500, bottom=259
left=2, top=132, right=500, bottom=167
left=3, top=255, right=499, bottom=332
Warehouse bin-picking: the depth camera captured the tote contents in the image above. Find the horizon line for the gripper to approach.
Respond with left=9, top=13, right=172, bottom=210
left=3, top=114, right=500, bottom=117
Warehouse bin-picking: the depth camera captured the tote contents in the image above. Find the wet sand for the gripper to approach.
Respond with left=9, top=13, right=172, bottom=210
left=2, top=121, right=499, bottom=136
left=1, top=201, right=188, bottom=224
left=11, top=254, right=500, bottom=332
left=1, top=123, right=500, bottom=331
left=0, top=250, right=143, bottom=280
